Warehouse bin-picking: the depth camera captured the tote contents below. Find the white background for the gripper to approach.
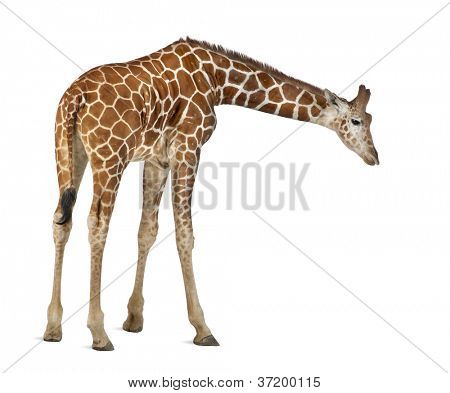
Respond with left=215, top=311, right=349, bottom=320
left=0, top=0, right=449, bottom=391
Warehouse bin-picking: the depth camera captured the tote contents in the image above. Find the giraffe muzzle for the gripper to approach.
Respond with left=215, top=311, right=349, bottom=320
left=363, top=147, right=379, bottom=166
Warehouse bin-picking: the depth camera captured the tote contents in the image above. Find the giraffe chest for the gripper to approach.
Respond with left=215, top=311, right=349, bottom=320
left=130, top=88, right=177, bottom=164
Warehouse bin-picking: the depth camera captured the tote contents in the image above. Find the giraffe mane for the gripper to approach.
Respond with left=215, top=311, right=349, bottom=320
left=183, top=37, right=324, bottom=96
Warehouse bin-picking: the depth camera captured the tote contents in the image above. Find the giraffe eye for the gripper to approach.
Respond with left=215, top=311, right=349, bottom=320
left=351, top=119, right=361, bottom=126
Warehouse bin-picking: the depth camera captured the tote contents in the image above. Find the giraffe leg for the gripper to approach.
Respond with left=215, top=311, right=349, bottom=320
left=44, top=132, right=87, bottom=342
left=123, top=162, right=169, bottom=333
left=87, top=162, right=126, bottom=351
left=171, top=156, right=219, bottom=346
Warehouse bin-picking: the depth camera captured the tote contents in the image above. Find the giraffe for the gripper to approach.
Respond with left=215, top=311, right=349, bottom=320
left=44, top=37, right=379, bottom=351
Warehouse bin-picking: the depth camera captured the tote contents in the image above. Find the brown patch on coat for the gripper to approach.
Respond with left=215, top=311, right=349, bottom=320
left=244, top=75, right=259, bottom=91
left=298, top=107, right=310, bottom=121
left=211, top=53, right=231, bottom=68
left=282, top=84, right=301, bottom=101
left=174, top=44, right=190, bottom=56
left=177, top=70, right=196, bottom=97
left=192, top=71, right=210, bottom=94
left=100, top=108, right=119, bottom=128
left=229, top=70, right=246, bottom=85
left=257, top=73, right=275, bottom=89
left=247, top=91, right=266, bottom=108
left=222, top=86, right=239, bottom=104
left=279, top=103, right=295, bottom=118
left=315, top=94, right=327, bottom=108
left=235, top=92, right=248, bottom=106
left=161, top=53, right=181, bottom=69
left=299, top=91, right=313, bottom=105
left=192, top=92, right=210, bottom=114
left=90, top=102, right=105, bottom=119
left=194, top=49, right=211, bottom=61
left=215, top=69, right=227, bottom=86
left=260, top=103, right=277, bottom=113
left=311, top=105, right=321, bottom=117
left=268, top=87, right=283, bottom=103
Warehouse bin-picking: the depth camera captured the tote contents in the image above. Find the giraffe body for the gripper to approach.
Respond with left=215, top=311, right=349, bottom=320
left=44, top=38, right=378, bottom=350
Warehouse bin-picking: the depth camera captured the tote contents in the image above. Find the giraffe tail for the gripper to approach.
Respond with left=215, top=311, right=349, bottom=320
left=55, top=87, right=83, bottom=225
left=55, top=187, right=77, bottom=225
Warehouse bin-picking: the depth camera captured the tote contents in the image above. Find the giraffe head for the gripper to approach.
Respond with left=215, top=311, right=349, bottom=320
left=321, top=85, right=379, bottom=165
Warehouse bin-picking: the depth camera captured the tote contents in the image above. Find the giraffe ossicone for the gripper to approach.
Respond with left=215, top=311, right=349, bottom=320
left=44, top=37, right=379, bottom=351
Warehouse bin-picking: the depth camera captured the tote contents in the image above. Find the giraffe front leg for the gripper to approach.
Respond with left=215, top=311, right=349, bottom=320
left=123, top=162, right=169, bottom=333
left=171, top=154, right=219, bottom=346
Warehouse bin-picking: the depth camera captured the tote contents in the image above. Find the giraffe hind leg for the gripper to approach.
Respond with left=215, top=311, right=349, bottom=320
left=44, top=131, right=88, bottom=342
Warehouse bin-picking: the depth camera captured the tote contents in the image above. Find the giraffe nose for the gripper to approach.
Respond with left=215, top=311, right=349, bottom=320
left=372, top=147, right=379, bottom=165
left=363, top=147, right=379, bottom=166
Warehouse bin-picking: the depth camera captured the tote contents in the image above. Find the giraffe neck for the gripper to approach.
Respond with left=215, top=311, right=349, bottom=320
left=219, top=71, right=326, bottom=123
left=192, top=43, right=328, bottom=124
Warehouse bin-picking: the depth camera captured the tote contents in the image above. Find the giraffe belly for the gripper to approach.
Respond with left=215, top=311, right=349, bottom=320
left=130, top=128, right=169, bottom=168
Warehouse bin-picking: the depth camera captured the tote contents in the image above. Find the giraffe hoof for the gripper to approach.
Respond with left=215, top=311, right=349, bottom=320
left=93, top=341, right=115, bottom=351
left=43, top=326, right=62, bottom=342
left=43, top=336, right=62, bottom=342
left=194, top=335, right=220, bottom=346
left=123, top=324, right=143, bottom=333
left=123, top=317, right=143, bottom=333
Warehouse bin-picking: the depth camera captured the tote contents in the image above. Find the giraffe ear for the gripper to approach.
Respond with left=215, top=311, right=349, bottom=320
left=324, top=89, right=347, bottom=112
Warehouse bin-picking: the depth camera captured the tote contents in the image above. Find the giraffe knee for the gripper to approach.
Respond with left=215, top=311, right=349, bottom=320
left=138, top=216, right=159, bottom=251
left=87, top=214, right=98, bottom=231
left=87, top=197, right=111, bottom=232
left=52, top=220, right=72, bottom=244
left=87, top=212, right=109, bottom=247
left=138, top=232, right=157, bottom=252
left=87, top=310, right=105, bottom=331
left=176, top=228, right=195, bottom=252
